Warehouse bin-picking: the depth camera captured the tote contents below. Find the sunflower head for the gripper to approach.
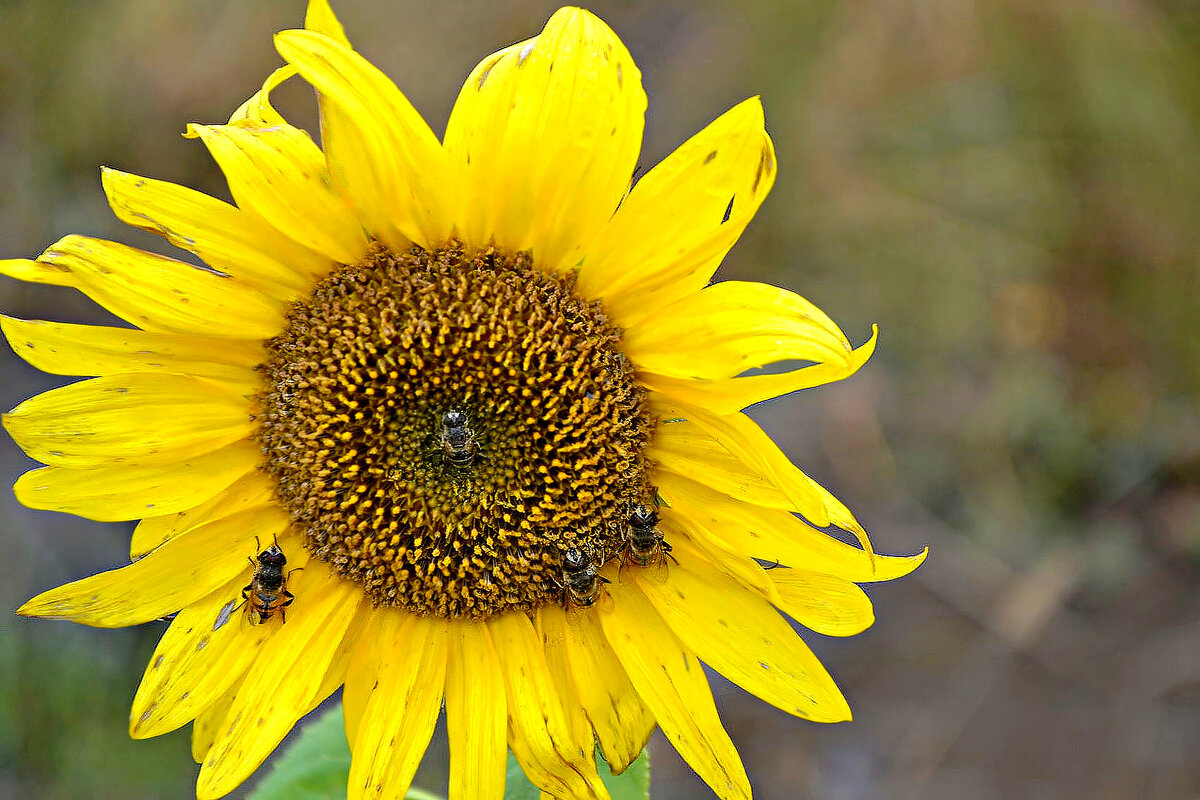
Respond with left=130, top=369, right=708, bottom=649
left=255, top=240, right=656, bottom=619
left=5, top=2, right=925, bottom=799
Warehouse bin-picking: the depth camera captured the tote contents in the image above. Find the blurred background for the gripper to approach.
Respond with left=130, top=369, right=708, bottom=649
left=2, top=0, right=1198, bottom=797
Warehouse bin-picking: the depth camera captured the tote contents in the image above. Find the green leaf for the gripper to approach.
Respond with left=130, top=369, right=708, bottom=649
left=247, top=703, right=351, bottom=800
left=246, top=702, right=444, bottom=800
left=504, top=748, right=650, bottom=800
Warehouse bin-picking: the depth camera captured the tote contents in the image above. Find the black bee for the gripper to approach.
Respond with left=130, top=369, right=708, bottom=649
left=621, top=504, right=676, bottom=569
left=242, top=538, right=298, bottom=625
left=558, top=547, right=610, bottom=609
left=439, top=410, right=478, bottom=468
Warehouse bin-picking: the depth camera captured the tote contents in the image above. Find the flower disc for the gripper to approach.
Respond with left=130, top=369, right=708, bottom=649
left=256, top=243, right=655, bottom=618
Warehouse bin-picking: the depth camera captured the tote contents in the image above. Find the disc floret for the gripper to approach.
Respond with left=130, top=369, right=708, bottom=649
left=256, top=243, right=655, bottom=618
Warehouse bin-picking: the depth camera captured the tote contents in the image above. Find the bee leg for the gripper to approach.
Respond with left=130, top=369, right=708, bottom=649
left=662, top=542, right=679, bottom=565
left=599, top=575, right=612, bottom=585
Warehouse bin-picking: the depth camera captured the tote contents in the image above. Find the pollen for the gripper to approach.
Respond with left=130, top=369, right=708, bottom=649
left=255, top=242, right=655, bottom=618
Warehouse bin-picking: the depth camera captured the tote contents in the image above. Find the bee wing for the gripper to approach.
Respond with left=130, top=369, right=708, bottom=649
left=212, top=598, right=238, bottom=631
left=642, top=554, right=670, bottom=585
left=595, top=586, right=616, bottom=614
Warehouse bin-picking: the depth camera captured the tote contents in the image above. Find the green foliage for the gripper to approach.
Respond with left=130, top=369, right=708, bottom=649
left=247, top=704, right=351, bottom=800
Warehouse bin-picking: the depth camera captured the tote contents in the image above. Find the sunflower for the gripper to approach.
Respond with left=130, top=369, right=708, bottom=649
left=5, top=2, right=925, bottom=799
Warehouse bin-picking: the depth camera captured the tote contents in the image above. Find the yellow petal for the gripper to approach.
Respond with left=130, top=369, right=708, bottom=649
left=535, top=606, right=594, bottom=759
left=641, top=324, right=879, bottom=414
left=347, top=614, right=447, bottom=800
left=625, top=281, right=851, bottom=380
left=639, top=538, right=852, bottom=722
left=130, top=542, right=307, bottom=739
left=578, top=98, right=775, bottom=323
left=600, top=577, right=750, bottom=800
left=197, top=572, right=363, bottom=800
left=34, top=235, right=285, bottom=337
left=274, top=29, right=452, bottom=250
left=444, top=8, right=645, bottom=268
left=652, top=408, right=875, bottom=544
left=310, top=599, right=368, bottom=714
left=0, top=315, right=262, bottom=386
left=102, top=166, right=331, bottom=293
left=648, top=419, right=806, bottom=516
left=13, top=441, right=259, bottom=522
left=130, top=471, right=276, bottom=559
left=768, top=570, right=875, bottom=637
left=656, top=472, right=928, bottom=583
left=489, top=611, right=608, bottom=799
left=663, top=519, right=772, bottom=597
left=304, top=0, right=351, bottom=45
left=667, top=400, right=873, bottom=551
left=187, top=122, right=368, bottom=264
left=652, top=400, right=829, bottom=526
left=17, top=502, right=288, bottom=626
left=4, top=374, right=252, bottom=468
left=340, top=608, right=387, bottom=751
left=557, top=605, right=654, bottom=774
left=0, top=257, right=72, bottom=286
left=445, top=620, right=507, bottom=800
left=227, top=66, right=294, bottom=126
left=192, top=676, right=243, bottom=764
left=803, top=471, right=875, bottom=555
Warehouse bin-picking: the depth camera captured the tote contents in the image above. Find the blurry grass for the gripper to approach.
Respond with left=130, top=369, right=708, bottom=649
left=738, top=0, right=1200, bottom=565
left=1, top=622, right=193, bottom=799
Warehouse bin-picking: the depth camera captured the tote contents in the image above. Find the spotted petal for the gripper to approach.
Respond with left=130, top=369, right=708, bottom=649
left=579, top=97, right=775, bottom=325
left=275, top=29, right=453, bottom=250
left=196, top=571, right=363, bottom=800
left=444, top=7, right=646, bottom=269
left=601, top=577, right=750, bottom=800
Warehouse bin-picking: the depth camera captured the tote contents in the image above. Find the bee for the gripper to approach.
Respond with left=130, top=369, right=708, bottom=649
left=558, top=547, right=611, bottom=609
left=241, top=537, right=299, bottom=625
left=439, top=410, right=478, bottom=468
left=621, top=504, right=676, bottom=569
